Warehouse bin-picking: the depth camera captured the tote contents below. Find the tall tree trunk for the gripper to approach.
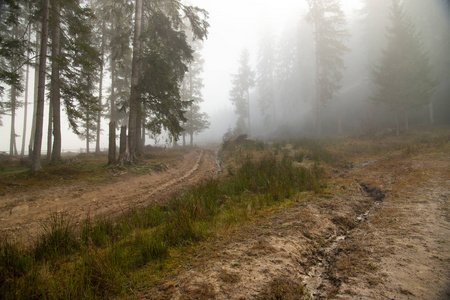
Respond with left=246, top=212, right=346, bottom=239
left=312, top=0, right=322, bottom=136
left=189, top=132, right=194, bottom=147
left=51, top=9, right=61, bottom=163
left=118, top=125, right=130, bottom=164
left=10, top=28, right=19, bottom=157
left=136, top=5, right=145, bottom=156
left=182, top=133, right=186, bottom=146
left=31, top=0, right=50, bottom=172
left=110, top=59, right=116, bottom=122
left=108, top=59, right=117, bottom=164
left=141, top=117, right=145, bottom=150
left=10, top=84, right=17, bottom=156
left=46, top=98, right=52, bottom=161
left=86, top=111, right=90, bottom=154
left=136, top=101, right=142, bottom=155
left=108, top=121, right=116, bottom=164
left=128, top=0, right=143, bottom=161
left=315, top=63, right=321, bottom=136
left=21, top=29, right=31, bottom=157
left=96, top=21, right=106, bottom=154
left=29, top=25, right=40, bottom=159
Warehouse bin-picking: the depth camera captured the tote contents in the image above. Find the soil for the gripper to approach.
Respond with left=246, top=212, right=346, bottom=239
left=139, top=145, right=450, bottom=299
left=0, top=149, right=217, bottom=244
left=1, top=142, right=449, bottom=299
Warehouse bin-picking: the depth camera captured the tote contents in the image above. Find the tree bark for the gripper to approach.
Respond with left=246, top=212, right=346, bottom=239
left=189, top=132, right=194, bottom=147
left=46, top=97, right=52, bottom=161
left=86, top=111, right=90, bottom=154
left=29, top=25, right=40, bottom=159
left=118, top=125, right=130, bottom=164
left=96, top=20, right=106, bottom=154
left=31, top=0, right=50, bottom=172
left=128, top=0, right=143, bottom=161
left=10, top=83, right=17, bottom=156
left=108, top=121, right=116, bottom=164
left=110, top=59, right=116, bottom=122
left=21, top=29, right=31, bottom=157
left=141, top=117, right=145, bottom=150
left=50, top=8, right=61, bottom=163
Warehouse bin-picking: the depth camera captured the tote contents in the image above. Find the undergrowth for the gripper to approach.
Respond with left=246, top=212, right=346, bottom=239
left=0, top=149, right=325, bottom=299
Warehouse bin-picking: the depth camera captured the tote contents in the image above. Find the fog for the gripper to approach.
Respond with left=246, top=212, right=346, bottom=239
left=1, top=0, right=449, bottom=153
left=196, top=0, right=450, bottom=141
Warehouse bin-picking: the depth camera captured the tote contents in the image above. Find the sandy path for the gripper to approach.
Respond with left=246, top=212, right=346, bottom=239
left=141, top=147, right=450, bottom=299
left=0, top=149, right=217, bottom=243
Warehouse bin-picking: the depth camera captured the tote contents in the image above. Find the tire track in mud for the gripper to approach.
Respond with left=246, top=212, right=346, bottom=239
left=141, top=175, right=378, bottom=299
left=0, top=149, right=217, bottom=244
left=302, top=182, right=385, bottom=298
left=142, top=150, right=450, bottom=300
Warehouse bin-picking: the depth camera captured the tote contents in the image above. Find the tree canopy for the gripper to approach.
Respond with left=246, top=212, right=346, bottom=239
left=371, top=0, right=436, bottom=134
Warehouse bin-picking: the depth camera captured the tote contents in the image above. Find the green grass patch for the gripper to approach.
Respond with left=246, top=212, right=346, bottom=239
left=0, top=147, right=325, bottom=299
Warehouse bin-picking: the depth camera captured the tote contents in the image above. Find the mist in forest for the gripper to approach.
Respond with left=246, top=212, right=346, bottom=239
left=199, top=0, right=450, bottom=142
left=0, top=0, right=449, bottom=155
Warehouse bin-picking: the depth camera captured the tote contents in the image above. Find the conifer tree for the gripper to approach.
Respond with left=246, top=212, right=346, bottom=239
left=49, top=0, right=100, bottom=162
left=0, top=0, right=33, bottom=155
left=229, top=49, right=255, bottom=134
left=256, top=27, right=276, bottom=126
left=181, top=38, right=209, bottom=146
left=31, top=0, right=50, bottom=172
left=127, top=0, right=209, bottom=160
left=372, top=0, right=436, bottom=135
left=307, top=0, right=349, bottom=135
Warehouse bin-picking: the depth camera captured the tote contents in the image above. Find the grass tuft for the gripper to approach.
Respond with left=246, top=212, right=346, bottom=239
left=34, top=211, right=79, bottom=260
left=0, top=141, right=325, bottom=298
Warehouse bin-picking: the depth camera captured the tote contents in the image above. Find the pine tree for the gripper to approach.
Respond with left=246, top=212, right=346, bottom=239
left=256, top=27, right=276, bottom=126
left=402, top=0, right=450, bottom=125
left=31, top=0, right=50, bottom=172
left=102, top=0, right=133, bottom=124
left=307, top=0, right=349, bottom=135
left=0, top=0, right=32, bottom=155
left=127, top=0, right=209, bottom=160
left=372, top=0, right=436, bottom=135
left=359, top=0, right=390, bottom=61
left=181, top=38, right=209, bottom=146
left=229, top=49, right=255, bottom=134
left=49, top=0, right=100, bottom=162
left=0, top=0, right=30, bottom=96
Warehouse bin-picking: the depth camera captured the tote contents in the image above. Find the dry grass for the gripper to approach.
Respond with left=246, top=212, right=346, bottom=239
left=219, top=268, right=241, bottom=284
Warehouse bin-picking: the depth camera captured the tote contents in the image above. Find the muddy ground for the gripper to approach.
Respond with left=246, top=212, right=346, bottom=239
left=0, top=149, right=217, bottom=244
left=139, top=144, right=449, bottom=299
left=0, top=141, right=449, bottom=299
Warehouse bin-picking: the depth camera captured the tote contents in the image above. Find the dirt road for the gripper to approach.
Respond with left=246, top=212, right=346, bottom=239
left=0, top=149, right=218, bottom=243
left=141, top=146, right=450, bottom=299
